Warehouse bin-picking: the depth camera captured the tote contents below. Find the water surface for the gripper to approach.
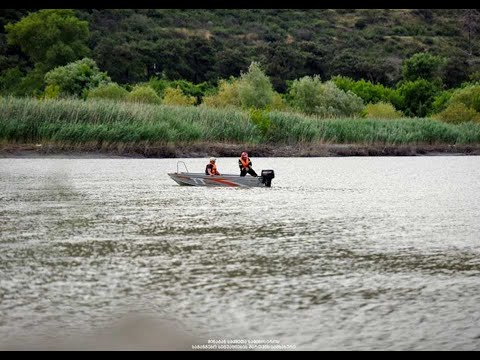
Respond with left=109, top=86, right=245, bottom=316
left=1, top=157, right=479, bottom=350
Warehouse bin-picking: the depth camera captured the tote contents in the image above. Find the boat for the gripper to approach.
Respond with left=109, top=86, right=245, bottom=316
left=168, top=161, right=275, bottom=188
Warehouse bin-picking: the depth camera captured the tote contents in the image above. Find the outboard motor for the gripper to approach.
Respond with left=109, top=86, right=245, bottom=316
left=261, top=170, right=275, bottom=187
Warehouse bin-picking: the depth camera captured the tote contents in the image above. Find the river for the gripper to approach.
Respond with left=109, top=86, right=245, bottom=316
left=1, top=156, right=479, bottom=350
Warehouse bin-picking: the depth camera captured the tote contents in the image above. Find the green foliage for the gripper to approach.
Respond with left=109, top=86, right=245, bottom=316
left=2, top=9, right=480, bottom=110
left=269, top=93, right=289, bottom=111
left=5, top=9, right=89, bottom=71
left=162, top=87, right=196, bottom=106
left=0, top=96, right=259, bottom=144
left=287, top=75, right=324, bottom=115
left=44, top=58, right=111, bottom=98
left=201, top=78, right=241, bottom=108
left=146, top=77, right=170, bottom=97
left=249, top=108, right=272, bottom=136
left=288, top=76, right=365, bottom=117
left=402, top=52, right=445, bottom=82
left=396, top=79, right=440, bottom=117
left=3, top=9, right=478, bottom=92
left=0, top=67, right=24, bottom=95
left=237, top=62, right=275, bottom=109
left=431, top=90, right=454, bottom=114
left=44, top=84, right=61, bottom=99
left=332, top=76, right=403, bottom=109
left=126, top=85, right=161, bottom=104
left=86, top=83, right=129, bottom=101
left=449, top=84, right=480, bottom=112
left=2, top=96, right=480, bottom=146
left=11, top=68, right=45, bottom=97
left=432, top=103, right=480, bottom=124
left=363, top=102, right=404, bottom=119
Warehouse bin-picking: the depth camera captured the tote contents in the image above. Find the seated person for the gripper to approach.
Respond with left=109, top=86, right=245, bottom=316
left=205, top=157, right=220, bottom=175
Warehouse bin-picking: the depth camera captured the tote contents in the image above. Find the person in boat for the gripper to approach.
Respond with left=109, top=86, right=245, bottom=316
left=205, top=157, right=220, bottom=176
left=238, top=151, right=258, bottom=177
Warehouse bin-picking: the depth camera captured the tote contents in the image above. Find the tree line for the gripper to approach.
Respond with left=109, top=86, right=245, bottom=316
left=1, top=9, right=480, bottom=124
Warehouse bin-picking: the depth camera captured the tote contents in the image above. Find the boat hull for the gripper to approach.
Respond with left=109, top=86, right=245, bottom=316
left=168, top=172, right=268, bottom=187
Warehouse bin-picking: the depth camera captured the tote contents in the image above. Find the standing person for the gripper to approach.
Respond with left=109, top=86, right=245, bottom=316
left=205, top=157, right=220, bottom=175
left=238, top=151, right=258, bottom=177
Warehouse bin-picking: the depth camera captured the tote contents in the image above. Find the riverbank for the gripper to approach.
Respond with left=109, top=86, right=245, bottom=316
left=2, top=142, right=480, bottom=158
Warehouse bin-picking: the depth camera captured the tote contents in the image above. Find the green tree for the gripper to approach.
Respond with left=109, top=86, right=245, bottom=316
left=44, top=58, right=111, bottom=98
left=402, top=52, right=444, bottom=82
left=287, top=75, right=324, bottom=114
left=396, top=79, right=439, bottom=117
left=5, top=9, right=90, bottom=72
left=332, top=76, right=402, bottom=109
left=237, top=62, right=275, bottom=109
left=288, top=76, right=364, bottom=117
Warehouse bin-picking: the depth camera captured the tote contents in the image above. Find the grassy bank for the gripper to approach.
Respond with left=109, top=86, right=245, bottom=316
left=1, top=97, right=480, bottom=156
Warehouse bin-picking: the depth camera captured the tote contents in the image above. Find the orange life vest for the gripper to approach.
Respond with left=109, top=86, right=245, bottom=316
left=211, top=163, right=219, bottom=175
left=240, top=157, right=250, bottom=169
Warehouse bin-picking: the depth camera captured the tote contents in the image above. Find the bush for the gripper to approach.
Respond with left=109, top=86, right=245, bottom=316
left=44, top=84, right=61, bottom=99
left=249, top=108, right=271, bottom=135
left=288, top=76, right=364, bottom=117
left=402, top=52, right=445, bottom=82
left=44, top=58, right=111, bottom=98
left=287, top=75, right=323, bottom=114
left=396, top=79, right=440, bottom=117
left=201, top=78, right=241, bottom=108
left=126, top=85, right=161, bottom=104
left=162, top=87, right=196, bottom=106
left=237, top=62, right=275, bottom=109
left=269, top=93, right=288, bottom=111
left=432, top=103, right=480, bottom=124
left=363, top=102, right=404, bottom=119
left=86, top=83, right=129, bottom=101
left=332, top=76, right=402, bottom=109
left=430, top=90, right=454, bottom=115
left=449, top=85, right=480, bottom=112
left=0, top=67, right=24, bottom=95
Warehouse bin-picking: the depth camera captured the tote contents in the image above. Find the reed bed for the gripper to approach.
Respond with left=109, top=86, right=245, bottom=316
left=1, top=97, right=479, bottom=146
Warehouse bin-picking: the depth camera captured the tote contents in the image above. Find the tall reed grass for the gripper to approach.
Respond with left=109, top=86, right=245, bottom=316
left=1, top=97, right=479, bottom=146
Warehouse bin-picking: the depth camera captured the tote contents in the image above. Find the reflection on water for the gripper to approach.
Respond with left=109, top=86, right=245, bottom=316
left=1, top=157, right=480, bottom=350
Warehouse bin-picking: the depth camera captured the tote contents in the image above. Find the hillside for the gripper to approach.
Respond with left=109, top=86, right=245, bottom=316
left=1, top=9, right=480, bottom=91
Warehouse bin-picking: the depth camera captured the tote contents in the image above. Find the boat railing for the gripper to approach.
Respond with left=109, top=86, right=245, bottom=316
left=176, top=161, right=189, bottom=173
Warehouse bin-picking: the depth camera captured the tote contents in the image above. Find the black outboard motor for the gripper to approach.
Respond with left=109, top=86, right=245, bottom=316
left=261, top=170, right=275, bottom=187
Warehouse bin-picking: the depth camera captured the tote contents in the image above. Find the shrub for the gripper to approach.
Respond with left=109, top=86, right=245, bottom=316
left=332, top=75, right=402, bottom=109
left=237, top=62, right=275, bottom=109
left=430, top=90, right=454, bottom=115
left=396, top=79, right=440, bottom=117
left=249, top=108, right=271, bottom=135
left=432, top=103, right=480, bottom=124
left=269, top=93, right=288, bottom=111
left=201, top=78, right=241, bottom=108
left=44, top=58, right=111, bottom=98
left=288, top=76, right=364, bottom=117
left=363, top=102, right=404, bottom=119
left=44, top=84, right=61, bottom=99
left=126, top=85, right=161, bottom=104
left=162, top=87, right=196, bottom=106
left=449, top=85, right=480, bottom=112
left=402, top=52, right=445, bottom=82
left=86, top=83, right=128, bottom=101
